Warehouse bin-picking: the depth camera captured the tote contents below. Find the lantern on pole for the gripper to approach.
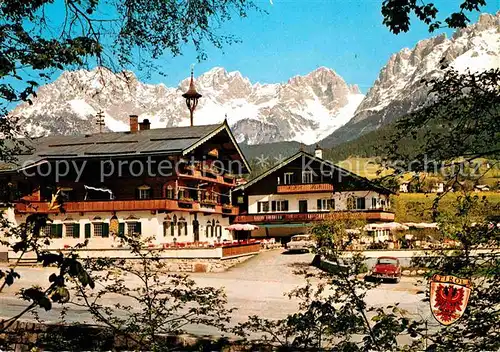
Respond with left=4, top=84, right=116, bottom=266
left=182, top=68, right=202, bottom=126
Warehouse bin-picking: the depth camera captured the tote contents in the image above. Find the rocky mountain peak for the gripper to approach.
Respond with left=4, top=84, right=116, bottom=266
left=320, top=11, right=499, bottom=148
left=11, top=65, right=363, bottom=145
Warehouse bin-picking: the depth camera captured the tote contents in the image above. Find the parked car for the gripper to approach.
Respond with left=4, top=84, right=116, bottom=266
left=286, top=234, right=315, bottom=253
left=368, top=256, right=401, bottom=283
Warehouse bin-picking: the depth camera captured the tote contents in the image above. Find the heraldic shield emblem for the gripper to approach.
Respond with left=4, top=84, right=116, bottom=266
left=430, top=274, right=471, bottom=326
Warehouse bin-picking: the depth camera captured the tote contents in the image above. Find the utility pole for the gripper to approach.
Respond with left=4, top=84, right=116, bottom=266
left=95, top=110, right=105, bottom=133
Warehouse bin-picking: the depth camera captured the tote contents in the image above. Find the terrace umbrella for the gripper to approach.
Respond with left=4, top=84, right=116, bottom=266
left=404, top=222, right=438, bottom=229
left=226, top=224, right=259, bottom=231
left=364, top=222, right=409, bottom=231
left=226, top=224, right=259, bottom=241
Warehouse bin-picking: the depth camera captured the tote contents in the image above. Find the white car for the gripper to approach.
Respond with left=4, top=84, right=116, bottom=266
left=286, top=234, right=315, bottom=253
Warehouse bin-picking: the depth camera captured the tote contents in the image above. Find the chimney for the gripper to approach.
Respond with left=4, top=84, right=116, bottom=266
left=314, top=144, right=323, bottom=159
left=139, top=118, right=151, bottom=131
left=129, top=115, right=138, bottom=133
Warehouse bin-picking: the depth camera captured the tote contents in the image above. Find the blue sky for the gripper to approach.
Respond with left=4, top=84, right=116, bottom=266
left=146, top=1, right=498, bottom=92
left=5, top=0, right=498, bottom=98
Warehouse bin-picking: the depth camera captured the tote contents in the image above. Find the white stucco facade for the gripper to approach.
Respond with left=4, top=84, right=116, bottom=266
left=248, top=191, right=391, bottom=214
left=9, top=210, right=233, bottom=249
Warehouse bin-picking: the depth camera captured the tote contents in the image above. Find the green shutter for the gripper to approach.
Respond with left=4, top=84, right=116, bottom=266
left=135, top=222, right=142, bottom=234
left=73, top=224, right=80, bottom=238
left=85, top=223, right=91, bottom=238
left=50, top=224, right=57, bottom=238
left=119, top=223, right=125, bottom=236
left=317, top=199, right=321, bottom=210
left=284, top=201, right=289, bottom=211
left=271, top=201, right=276, bottom=212
left=102, top=223, right=110, bottom=238
left=57, top=224, right=63, bottom=238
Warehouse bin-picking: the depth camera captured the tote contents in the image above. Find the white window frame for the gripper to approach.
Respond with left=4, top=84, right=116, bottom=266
left=355, top=197, right=366, bottom=210
left=65, top=223, right=75, bottom=238
left=138, top=188, right=151, bottom=199
left=284, top=172, right=294, bottom=185
left=257, top=201, right=270, bottom=213
left=93, top=222, right=104, bottom=237
left=274, top=200, right=288, bottom=212
left=302, top=171, right=313, bottom=184
left=127, top=222, right=139, bottom=235
left=318, top=198, right=334, bottom=211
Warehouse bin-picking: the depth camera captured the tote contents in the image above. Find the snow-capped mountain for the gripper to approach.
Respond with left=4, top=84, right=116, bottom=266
left=320, top=12, right=500, bottom=148
left=10, top=66, right=363, bottom=145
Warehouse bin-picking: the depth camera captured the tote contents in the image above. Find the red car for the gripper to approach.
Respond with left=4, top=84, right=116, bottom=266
left=369, top=256, right=401, bottom=283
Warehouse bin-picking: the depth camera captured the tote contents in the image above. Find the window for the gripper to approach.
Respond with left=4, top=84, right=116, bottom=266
left=347, top=197, right=355, bottom=210
left=127, top=222, right=141, bottom=235
left=237, top=196, right=244, bottom=204
left=93, top=223, right=103, bottom=237
left=302, top=171, right=314, bottom=184
left=137, top=185, right=151, bottom=199
left=65, top=223, right=80, bottom=238
left=178, top=220, right=188, bottom=236
left=138, top=189, right=151, bottom=199
left=356, top=197, right=366, bottom=210
left=163, top=222, right=170, bottom=237
left=59, top=188, right=74, bottom=201
left=257, top=201, right=269, bottom=213
left=372, top=197, right=378, bottom=209
left=271, top=200, right=289, bottom=212
left=166, top=185, right=174, bottom=199
left=284, top=172, right=294, bottom=185
left=317, top=198, right=334, bottom=211
left=42, top=225, right=52, bottom=237
left=43, top=224, right=62, bottom=238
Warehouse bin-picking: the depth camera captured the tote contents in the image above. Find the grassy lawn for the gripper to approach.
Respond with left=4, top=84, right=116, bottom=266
left=337, top=157, right=500, bottom=186
left=391, top=192, right=500, bottom=222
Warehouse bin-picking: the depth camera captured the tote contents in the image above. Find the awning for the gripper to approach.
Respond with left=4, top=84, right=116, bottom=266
left=258, top=223, right=309, bottom=228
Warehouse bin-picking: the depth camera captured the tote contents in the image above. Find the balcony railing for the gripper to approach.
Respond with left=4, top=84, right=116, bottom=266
left=235, top=210, right=395, bottom=223
left=177, top=169, right=235, bottom=186
left=15, top=199, right=240, bottom=216
left=277, top=183, right=334, bottom=193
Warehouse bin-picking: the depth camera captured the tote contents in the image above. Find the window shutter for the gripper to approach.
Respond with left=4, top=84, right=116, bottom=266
left=57, top=224, right=63, bottom=238
left=257, top=202, right=261, bottom=213
left=118, top=223, right=125, bottom=235
left=317, top=199, right=321, bottom=210
left=135, top=222, right=142, bottom=234
left=330, top=199, right=335, bottom=210
left=271, top=201, right=276, bottom=212
left=85, top=224, right=91, bottom=238
left=102, top=223, right=110, bottom=238
left=284, top=201, right=289, bottom=211
left=73, top=224, right=80, bottom=238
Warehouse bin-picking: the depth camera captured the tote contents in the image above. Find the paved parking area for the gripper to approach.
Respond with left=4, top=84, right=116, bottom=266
left=0, top=249, right=430, bottom=335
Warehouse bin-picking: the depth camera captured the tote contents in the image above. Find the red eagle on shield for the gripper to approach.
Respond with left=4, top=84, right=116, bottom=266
left=430, top=274, right=471, bottom=325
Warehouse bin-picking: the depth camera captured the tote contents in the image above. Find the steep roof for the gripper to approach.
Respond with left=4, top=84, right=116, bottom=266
left=1, top=121, right=251, bottom=173
left=235, top=150, right=394, bottom=194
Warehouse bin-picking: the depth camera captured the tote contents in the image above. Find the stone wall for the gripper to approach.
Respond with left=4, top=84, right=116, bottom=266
left=157, top=254, right=255, bottom=273
left=0, top=321, right=248, bottom=351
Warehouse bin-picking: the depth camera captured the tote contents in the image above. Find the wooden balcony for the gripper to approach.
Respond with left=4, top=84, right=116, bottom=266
left=277, top=183, right=334, bottom=193
left=177, top=169, right=235, bottom=187
left=235, top=210, right=395, bottom=223
left=14, top=199, right=240, bottom=216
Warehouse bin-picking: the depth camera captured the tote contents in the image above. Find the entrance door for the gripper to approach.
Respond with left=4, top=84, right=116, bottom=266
left=299, top=200, right=308, bottom=213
